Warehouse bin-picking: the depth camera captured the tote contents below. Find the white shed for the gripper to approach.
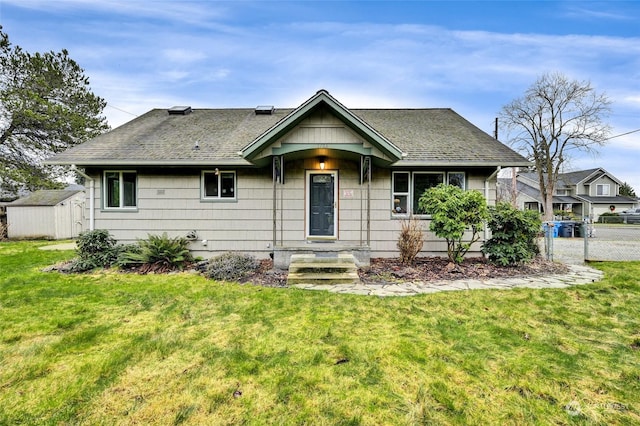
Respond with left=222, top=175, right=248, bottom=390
left=6, top=190, right=85, bottom=240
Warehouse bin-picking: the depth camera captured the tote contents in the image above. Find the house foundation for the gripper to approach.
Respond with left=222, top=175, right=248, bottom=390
left=273, top=242, right=370, bottom=270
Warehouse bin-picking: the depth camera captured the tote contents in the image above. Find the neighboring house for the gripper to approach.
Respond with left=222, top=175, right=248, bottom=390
left=6, top=189, right=85, bottom=240
left=500, top=167, right=637, bottom=221
left=47, top=90, right=530, bottom=266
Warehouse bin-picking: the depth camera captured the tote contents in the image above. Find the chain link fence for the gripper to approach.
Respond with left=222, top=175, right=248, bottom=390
left=543, top=221, right=640, bottom=264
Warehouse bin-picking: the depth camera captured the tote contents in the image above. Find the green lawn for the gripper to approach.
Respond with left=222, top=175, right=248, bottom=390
left=1, top=241, right=639, bottom=425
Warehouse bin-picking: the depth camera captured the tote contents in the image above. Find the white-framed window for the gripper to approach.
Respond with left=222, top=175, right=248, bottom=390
left=447, top=172, right=465, bottom=189
left=596, top=184, right=610, bottom=196
left=392, top=171, right=462, bottom=215
left=202, top=170, right=236, bottom=200
left=104, top=171, right=137, bottom=209
left=392, top=172, right=410, bottom=214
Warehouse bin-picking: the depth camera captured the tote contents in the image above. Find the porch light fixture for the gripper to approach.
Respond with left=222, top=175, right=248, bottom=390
left=319, top=156, right=326, bottom=170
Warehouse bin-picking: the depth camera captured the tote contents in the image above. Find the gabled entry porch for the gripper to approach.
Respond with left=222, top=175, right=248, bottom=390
left=270, top=154, right=373, bottom=269
left=238, top=90, right=406, bottom=268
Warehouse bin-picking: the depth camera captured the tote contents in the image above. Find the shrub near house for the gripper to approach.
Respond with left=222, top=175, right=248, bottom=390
left=483, top=202, right=542, bottom=266
left=418, top=184, right=489, bottom=264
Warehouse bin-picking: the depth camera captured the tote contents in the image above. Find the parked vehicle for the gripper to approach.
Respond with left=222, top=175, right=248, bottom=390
left=619, top=208, right=640, bottom=224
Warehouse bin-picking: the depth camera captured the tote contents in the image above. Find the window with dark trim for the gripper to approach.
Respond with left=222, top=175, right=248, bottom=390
left=104, top=171, right=137, bottom=209
left=392, top=171, right=465, bottom=215
left=202, top=170, right=236, bottom=200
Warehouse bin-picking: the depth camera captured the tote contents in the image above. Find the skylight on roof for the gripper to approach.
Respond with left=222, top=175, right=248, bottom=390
left=255, top=105, right=275, bottom=115
left=168, top=106, right=192, bottom=115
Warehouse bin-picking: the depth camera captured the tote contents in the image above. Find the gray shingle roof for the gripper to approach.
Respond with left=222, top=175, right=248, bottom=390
left=48, top=96, right=530, bottom=168
left=8, top=190, right=83, bottom=207
left=576, top=195, right=636, bottom=204
left=353, top=109, right=528, bottom=166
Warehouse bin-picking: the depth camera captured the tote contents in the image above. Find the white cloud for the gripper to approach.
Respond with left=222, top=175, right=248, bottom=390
left=563, top=5, right=635, bottom=22
left=2, top=0, right=229, bottom=26
left=162, top=49, right=208, bottom=64
left=5, top=1, right=640, bottom=189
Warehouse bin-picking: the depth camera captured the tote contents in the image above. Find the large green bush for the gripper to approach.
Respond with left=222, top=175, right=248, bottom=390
left=418, top=184, right=489, bottom=264
left=482, top=202, right=542, bottom=266
left=70, top=229, right=122, bottom=272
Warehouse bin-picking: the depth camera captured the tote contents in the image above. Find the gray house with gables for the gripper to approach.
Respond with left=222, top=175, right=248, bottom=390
left=48, top=90, right=530, bottom=267
left=501, top=167, right=637, bottom=222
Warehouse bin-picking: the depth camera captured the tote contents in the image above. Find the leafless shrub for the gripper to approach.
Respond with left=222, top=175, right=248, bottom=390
left=397, top=217, right=424, bottom=264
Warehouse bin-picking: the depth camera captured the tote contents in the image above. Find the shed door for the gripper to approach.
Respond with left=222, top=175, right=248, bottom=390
left=307, top=172, right=337, bottom=238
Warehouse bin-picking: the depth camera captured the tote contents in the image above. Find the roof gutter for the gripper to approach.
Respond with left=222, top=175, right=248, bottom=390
left=71, top=165, right=94, bottom=231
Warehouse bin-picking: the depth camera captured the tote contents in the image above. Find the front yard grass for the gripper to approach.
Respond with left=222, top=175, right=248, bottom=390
left=1, top=241, right=639, bottom=424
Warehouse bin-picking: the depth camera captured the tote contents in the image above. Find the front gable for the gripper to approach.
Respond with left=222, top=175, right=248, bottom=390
left=240, top=90, right=405, bottom=166
left=245, top=106, right=396, bottom=164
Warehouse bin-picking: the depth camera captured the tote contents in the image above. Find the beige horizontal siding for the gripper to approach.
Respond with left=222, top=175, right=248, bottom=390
left=85, top=160, right=498, bottom=260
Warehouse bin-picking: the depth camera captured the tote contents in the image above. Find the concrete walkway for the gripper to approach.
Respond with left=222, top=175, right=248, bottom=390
left=38, top=242, right=77, bottom=251
left=291, top=264, right=604, bottom=297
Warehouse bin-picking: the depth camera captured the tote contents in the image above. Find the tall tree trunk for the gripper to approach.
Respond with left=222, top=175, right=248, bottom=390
left=544, top=190, right=554, bottom=221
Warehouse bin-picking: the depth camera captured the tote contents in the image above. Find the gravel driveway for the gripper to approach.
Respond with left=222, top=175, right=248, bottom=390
left=547, top=224, right=640, bottom=264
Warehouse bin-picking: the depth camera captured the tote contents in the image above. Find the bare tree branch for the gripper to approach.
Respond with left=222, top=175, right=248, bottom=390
left=499, top=72, right=612, bottom=220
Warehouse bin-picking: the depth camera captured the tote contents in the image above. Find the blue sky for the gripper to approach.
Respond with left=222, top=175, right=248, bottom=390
left=2, top=0, right=639, bottom=191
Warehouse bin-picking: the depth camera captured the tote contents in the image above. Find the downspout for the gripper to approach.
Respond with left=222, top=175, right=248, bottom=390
left=71, top=165, right=95, bottom=231
left=484, top=166, right=501, bottom=241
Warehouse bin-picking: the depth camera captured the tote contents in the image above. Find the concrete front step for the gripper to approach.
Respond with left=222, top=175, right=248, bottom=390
left=287, top=272, right=360, bottom=285
left=290, top=253, right=357, bottom=263
left=287, top=253, right=361, bottom=285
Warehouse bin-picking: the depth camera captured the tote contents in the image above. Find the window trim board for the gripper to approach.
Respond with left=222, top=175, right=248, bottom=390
left=103, top=170, right=138, bottom=210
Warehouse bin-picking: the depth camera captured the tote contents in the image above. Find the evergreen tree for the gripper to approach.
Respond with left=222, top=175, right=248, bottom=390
left=0, top=27, right=108, bottom=199
left=620, top=182, right=637, bottom=198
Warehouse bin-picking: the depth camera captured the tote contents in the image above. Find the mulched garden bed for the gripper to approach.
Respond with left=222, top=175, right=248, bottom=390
left=46, top=256, right=569, bottom=288
left=241, top=256, right=569, bottom=287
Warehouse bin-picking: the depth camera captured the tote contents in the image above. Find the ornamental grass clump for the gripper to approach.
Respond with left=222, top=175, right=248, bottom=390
left=397, top=216, right=424, bottom=264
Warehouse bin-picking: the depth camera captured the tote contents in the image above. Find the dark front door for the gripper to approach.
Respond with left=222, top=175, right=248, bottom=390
left=309, top=172, right=336, bottom=237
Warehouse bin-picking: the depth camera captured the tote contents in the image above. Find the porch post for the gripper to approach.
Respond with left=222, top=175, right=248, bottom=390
left=367, top=158, right=371, bottom=246
left=272, top=156, right=279, bottom=248
left=361, top=156, right=371, bottom=246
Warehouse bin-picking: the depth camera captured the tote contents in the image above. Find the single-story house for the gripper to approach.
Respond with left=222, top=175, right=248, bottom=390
left=6, top=189, right=85, bottom=240
left=499, top=167, right=637, bottom=221
left=47, top=90, right=530, bottom=267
